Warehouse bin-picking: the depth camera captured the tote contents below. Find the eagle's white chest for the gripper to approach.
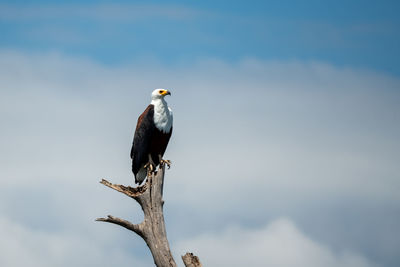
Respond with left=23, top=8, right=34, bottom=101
left=151, top=99, right=173, bottom=133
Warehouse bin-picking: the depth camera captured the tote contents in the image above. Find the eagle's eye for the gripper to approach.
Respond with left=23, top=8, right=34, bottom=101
left=159, top=90, right=165, bottom=94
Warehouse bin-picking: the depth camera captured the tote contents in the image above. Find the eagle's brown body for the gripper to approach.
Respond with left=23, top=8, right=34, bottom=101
left=130, top=90, right=172, bottom=184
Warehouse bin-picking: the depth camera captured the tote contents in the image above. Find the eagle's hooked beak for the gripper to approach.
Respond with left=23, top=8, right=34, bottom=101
left=161, top=90, right=171, bottom=96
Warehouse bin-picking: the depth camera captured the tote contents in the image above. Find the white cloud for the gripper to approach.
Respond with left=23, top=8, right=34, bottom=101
left=0, top=216, right=152, bottom=267
left=174, top=218, right=379, bottom=267
left=0, top=50, right=399, bottom=266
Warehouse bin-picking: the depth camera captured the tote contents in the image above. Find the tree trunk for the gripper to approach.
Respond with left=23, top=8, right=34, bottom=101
left=96, top=164, right=201, bottom=267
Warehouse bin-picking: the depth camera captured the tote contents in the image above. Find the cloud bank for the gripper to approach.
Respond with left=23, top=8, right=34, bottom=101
left=175, top=218, right=378, bottom=267
left=0, top=216, right=152, bottom=267
left=0, top=50, right=399, bottom=266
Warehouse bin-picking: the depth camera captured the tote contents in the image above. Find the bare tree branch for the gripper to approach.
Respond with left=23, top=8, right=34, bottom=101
left=96, top=215, right=145, bottom=237
left=99, top=178, right=148, bottom=199
left=96, top=164, right=202, bottom=267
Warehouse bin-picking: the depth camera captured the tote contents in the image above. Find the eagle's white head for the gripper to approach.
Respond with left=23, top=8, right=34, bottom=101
left=151, top=88, right=171, bottom=100
left=150, top=88, right=173, bottom=133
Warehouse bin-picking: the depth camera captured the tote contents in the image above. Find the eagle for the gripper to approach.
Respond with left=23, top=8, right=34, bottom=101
left=130, top=89, right=173, bottom=184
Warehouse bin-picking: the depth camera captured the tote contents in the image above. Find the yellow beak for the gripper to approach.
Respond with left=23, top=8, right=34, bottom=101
left=161, top=90, right=171, bottom=96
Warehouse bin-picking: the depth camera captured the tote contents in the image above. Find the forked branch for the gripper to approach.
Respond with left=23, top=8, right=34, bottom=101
left=96, top=165, right=202, bottom=267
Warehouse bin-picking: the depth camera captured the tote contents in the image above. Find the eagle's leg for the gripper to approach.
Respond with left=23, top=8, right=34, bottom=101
left=144, top=154, right=156, bottom=176
left=158, top=154, right=171, bottom=169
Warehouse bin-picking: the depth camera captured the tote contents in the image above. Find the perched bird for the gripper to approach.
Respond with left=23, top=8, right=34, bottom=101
left=130, top=89, right=173, bottom=184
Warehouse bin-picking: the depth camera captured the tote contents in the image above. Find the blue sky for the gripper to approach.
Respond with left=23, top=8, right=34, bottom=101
left=1, top=0, right=399, bottom=73
left=0, top=1, right=399, bottom=267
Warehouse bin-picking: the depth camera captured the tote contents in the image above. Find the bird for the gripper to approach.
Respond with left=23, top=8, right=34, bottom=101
left=130, top=89, right=173, bottom=184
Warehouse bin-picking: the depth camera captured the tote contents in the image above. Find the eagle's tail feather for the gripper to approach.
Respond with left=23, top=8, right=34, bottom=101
left=135, top=166, right=147, bottom=185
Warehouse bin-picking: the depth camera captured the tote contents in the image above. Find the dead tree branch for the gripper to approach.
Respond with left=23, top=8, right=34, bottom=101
left=96, top=165, right=202, bottom=267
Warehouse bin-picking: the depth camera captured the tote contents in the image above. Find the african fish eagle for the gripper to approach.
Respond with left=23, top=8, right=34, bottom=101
left=130, top=89, right=173, bottom=184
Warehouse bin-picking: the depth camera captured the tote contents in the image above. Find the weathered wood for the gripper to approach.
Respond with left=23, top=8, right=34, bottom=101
left=182, top=253, right=202, bottom=267
left=96, top=215, right=145, bottom=238
left=97, top=164, right=202, bottom=267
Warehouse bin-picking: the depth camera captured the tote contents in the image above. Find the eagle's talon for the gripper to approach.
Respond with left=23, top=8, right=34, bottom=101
left=144, top=162, right=155, bottom=175
left=160, top=159, right=171, bottom=169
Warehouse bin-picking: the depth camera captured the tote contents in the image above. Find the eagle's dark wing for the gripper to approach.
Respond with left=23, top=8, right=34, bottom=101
left=131, top=105, right=155, bottom=176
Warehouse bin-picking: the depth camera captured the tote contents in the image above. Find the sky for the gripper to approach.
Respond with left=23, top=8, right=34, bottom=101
left=0, top=1, right=399, bottom=267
